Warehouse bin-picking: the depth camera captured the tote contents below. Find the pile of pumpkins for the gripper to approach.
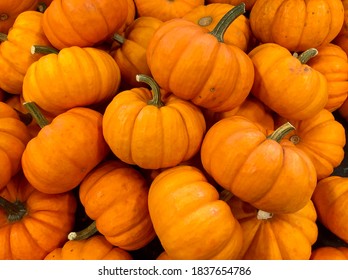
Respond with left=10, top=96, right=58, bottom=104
left=1, top=0, right=348, bottom=260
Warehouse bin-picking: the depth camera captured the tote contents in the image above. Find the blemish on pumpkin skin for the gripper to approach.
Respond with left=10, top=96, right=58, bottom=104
left=0, top=14, right=8, bottom=21
left=210, top=88, right=216, bottom=92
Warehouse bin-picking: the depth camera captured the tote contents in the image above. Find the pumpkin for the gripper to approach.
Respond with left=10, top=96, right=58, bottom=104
left=310, top=246, right=348, bottom=260
left=206, top=0, right=256, bottom=11
left=42, top=0, right=129, bottom=49
left=249, top=43, right=328, bottom=120
left=333, top=0, right=348, bottom=55
left=312, top=176, right=348, bottom=243
left=111, top=16, right=163, bottom=88
left=0, top=11, right=51, bottom=94
left=306, top=43, right=348, bottom=112
left=0, top=102, right=31, bottom=189
left=201, top=116, right=317, bottom=214
left=0, top=172, right=77, bottom=260
left=249, top=0, right=345, bottom=52
left=0, top=0, right=39, bottom=34
left=148, top=165, right=243, bottom=260
left=227, top=195, right=318, bottom=260
left=102, top=74, right=206, bottom=170
left=276, top=109, right=346, bottom=180
left=118, top=0, right=136, bottom=35
left=44, top=235, right=133, bottom=260
left=21, top=103, right=110, bottom=194
left=133, top=0, right=204, bottom=21
left=182, top=3, right=252, bottom=52
left=72, top=159, right=156, bottom=251
left=22, top=45, right=121, bottom=116
left=146, top=3, right=254, bottom=112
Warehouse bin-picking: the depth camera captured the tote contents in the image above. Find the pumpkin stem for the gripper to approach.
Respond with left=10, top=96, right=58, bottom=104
left=136, top=74, right=164, bottom=107
left=23, top=101, right=50, bottom=128
left=0, top=13, right=8, bottom=21
left=68, top=220, right=98, bottom=241
left=37, top=2, right=48, bottom=13
left=112, top=33, right=125, bottom=44
left=14, top=108, right=33, bottom=126
left=289, top=134, right=301, bottom=145
left=31, top=45, right=59, bottom=55
left=257, top=209, right=273, bottom=220
left=294, top=48, right=318, bottom=64
left=0, top=32, right=7, bottom=42
left=209, top=3, right=246, bottom=43
left=219, top=189, right=234, bottom=202
left=0, top=197, right=27, bottom=222
left=267, top=122, right=295, bottom=142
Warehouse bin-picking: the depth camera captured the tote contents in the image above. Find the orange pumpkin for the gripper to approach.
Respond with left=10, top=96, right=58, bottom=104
left=146, top=3, right=254, bottom=112
left=76, top=160, right=156, bottom=251
left=227, top=196, right=318, bottom=260
left=249, top=43, right=328, bottom=120
left=312, top=176, right=348, bottom=243
left=21, top=103, right=110, bottom=194
left=45, top=235, right=133, bottom=260
left=206, top=0, right=256, bottom=11
left=310, top=246, right=348, bottom=260
left=0, top=172, right=76, bottom=259
left=0, top=102, right=31, bottom=189
left=133, top=0, right=204, bottom=21
left=112, top=16, right=163, bottom=88
left=148, top=165, right=243, bottom=260
left=102, top=74, right=206, bottom=170
left=201, top=116, right=317, bottom=214
left=333, top=0, right=348, bottom=55
left=306, top=43, right=348, bottom=112
left=249, top=0, right=344, bottom=52
left=276, top=109, right=346, bottom=180
left=0, top=0, right=39, bottom=34
left=182, top=3, right=252, bottom=52
left=22, top=46, right=121, bottom=116
left=42, top=0, right=129, bottom=49
left=0, top=11, right=51, bottom=94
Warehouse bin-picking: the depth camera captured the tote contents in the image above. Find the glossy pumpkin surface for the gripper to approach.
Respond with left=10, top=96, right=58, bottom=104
left=310, top=246, right=348, bottom=260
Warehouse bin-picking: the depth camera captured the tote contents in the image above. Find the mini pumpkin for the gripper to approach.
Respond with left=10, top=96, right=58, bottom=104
left=201, top=116, right=317, bottom=214
left=206, top=0, right=256, bottom=11
left=0, top=172, right=77, bottom=260
left=332, top=0, right=348, bottom=55
left=249, top=43, right=328, bottom=120
left=310, top=246, right=348, bottom=260
left=146, top=3, right=254, bottom=112
left=44, top=235, right=133, bottom=260
left=148, top=165, right=244, bottom=260
left=249, top=0, right=344, bottom=52
left=102, top=74, right=206, bottom=170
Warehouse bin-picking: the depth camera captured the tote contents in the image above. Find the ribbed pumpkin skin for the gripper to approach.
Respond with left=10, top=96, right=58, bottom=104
left=0, top=173, right=76, bottom=260
left=277, top=109, right=346, bottom=180
left=306, top=43, right=348, bottom=112
left=310, top=246, right=348, bottom=260
left=42, top=0, right=128, bottom=49
left=312, top=176, right=348, bottom=243
left=21, top=107, right=109, bottom=194
left=182, top=3, right=252, bottom=52
left=148, top=165, right=243, bottom=260
left=44, top=235, right=133, bottom=260
left=22, top=47, right=121, bottom=116
left=333, top=0, right=348, bottom=54
left=79, top=160, right=156, bottom=251
left=102, top=87, right=206, bottom=170
left=206, top=0, right=256, bottom=11
left=228, top=197, right=318, bottom=260
left=0, top=11, right=51, bottom=94
left=249, top=0, right=344, bottom=52
left=133, top=0, right=204, bottom=21
left=146, top=17, right=254, bottom=112
left=0, top=0, right=39, bottom=34
left=249, top=43, right=328, bottom=120
left=0, top=102, right=31, bottom=189
left=201, top=116, right=317, bottom=214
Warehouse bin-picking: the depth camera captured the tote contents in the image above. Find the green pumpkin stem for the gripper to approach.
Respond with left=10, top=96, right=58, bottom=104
left=0, top=32, right=7, bottom=42
left=0, top=197, right=27, bottom=222
left=37, top=2, right=48, bottom=13
left=68, top=220, right=98, bottom=241
left=219, top=189, right=234, bottom=202
left=136, top=74, right=164, bottom=107
left=294, top=48, right=318, bottom=64
left=14, top=108, right=33, bottom=126
left=31, top=45, right=59, bottom=55
left=267, top=122, right=295, bottom=142
left=209, top=2, right=246, bottom=43
left=23, top=101, right=49, bottom=128
left=112, top=33, right=125, bottom=44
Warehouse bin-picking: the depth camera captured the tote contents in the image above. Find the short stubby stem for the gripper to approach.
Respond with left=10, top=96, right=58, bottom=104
left=0, top=197, right=27, bottom=222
